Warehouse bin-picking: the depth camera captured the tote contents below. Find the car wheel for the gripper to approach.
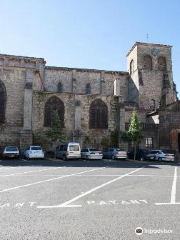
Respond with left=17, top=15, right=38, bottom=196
left=140, top=157, right=144, bottom=161
left=62, top=155, right=67, bottom=161
left=111, top=155, right=115, bottom=160
left=158, top=157, right=162, bottom=162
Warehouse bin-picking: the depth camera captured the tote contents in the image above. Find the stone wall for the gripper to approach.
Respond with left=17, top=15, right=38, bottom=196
left=33, top=92, right=120, bottom=150
left=0, top=67, right=25, bottom=151
left=127, top=43, right=176, bottom=109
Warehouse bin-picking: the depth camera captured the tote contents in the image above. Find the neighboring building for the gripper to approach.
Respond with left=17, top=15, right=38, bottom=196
left=0, top=42, right=179, bottom=152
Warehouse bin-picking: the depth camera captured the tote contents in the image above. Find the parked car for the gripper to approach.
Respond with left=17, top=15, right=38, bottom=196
left=81, top=147, right=103, bottom=160
left=2, top=146, right=20, bottom=159
left=154, top=149, right=175, bottom=162
left=146, top=150, right=161, bottom=161
left=54, top=142, right=81, bottom=160
left=103, top=148, right=127, bottom=160
left=24, top=146, right=44, bottom=159
left=127, top=149, right=150, bottom=161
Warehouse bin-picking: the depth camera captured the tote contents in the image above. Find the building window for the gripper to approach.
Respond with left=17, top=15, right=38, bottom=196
left=57, top=82, right=63, bottom=92
left=0, top=80, right=6, bottom=123
left=158, top=56, right=166, bottom=71
left=143, top=55, right=152, bottom=70
left=130, top=60, right=134, bottom=74
left=146, top=137, right=153, bottom=148
left=89, top=99, right=108, bottom=129
left=86, top=83, right=91, bottom=94
left=44, top=96, right=64, bottom=127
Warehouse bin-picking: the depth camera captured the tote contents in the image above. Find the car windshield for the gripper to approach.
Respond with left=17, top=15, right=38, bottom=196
left=31, top=146, right=42, bottom=150
left=89, top=148, right=99, bottom=152
left=150, top=150, right=159, bottom=154
left=6, top=147, right=18, bottom=151
left=69, top=145, right=79, bottom=151
left=162, top=150, right=176, bottom=154
left=141, top=149, right=150, bottom=154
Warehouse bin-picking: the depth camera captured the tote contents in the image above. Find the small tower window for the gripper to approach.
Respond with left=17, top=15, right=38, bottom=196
left=158, top=56, right=166, bottom=71
left=86, top=83, right=91, bottom=94
left=143, top=55, right=152, bottom=70
left=57, top=82, right=63, bottom=92
left=130, top=60, right=134, bottom=74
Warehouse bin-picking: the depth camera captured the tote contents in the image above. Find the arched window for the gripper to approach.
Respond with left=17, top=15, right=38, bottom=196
left=86, top=83, right=91, bottom=94
left=130, top=60, right=134, bottom=74
left=89, top=99, right=108, bottom=129
left=143, top=55, right=152, bottom=70
left=0, top=80, right=6, bottom=123
left=44, top=96, right=64, bottom=127
left=57, top=82, right=63, bottom=92
left=158, top=56, right=166, bottom=71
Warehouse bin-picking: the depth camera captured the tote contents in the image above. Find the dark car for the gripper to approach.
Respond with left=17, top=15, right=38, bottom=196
left=127, top=149, right=150, bottom=161
left=2, top=146, right=20, bottom=159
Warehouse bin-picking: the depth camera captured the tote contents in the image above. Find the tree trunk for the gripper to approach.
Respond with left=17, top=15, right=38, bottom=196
left=134, top=143, right=137, bottom=161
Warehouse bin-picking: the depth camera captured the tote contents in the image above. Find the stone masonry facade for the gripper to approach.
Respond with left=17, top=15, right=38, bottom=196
left=0, top=42, right=179, bottom=153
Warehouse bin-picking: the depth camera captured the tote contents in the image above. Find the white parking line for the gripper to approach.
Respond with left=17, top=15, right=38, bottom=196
left=0, top=167, right=63, bottom=177
left=155, top=167, right=180, bottom=205
left=37, top=166, right=145, bottom=208
left=0, top=168, right=105, bottom=193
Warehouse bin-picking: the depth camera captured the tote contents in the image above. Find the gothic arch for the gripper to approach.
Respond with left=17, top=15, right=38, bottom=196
left=44, top=96, right=64, bottom=127
left=0, top=80, right=6, bottom=123
left=89, top=99, right=108, bottom=129
left=143, top=55, right=152, bottom=70
left=158, top=56, right=166, bottom=71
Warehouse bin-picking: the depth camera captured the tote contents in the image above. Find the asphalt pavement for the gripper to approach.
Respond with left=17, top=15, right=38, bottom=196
left=0, top=158, right=180, bottom=240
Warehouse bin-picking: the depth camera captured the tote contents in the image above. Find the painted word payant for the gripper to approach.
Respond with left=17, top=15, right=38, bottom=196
left=87, top=200, right=148, bottom=206
left=0, top=202, right=37, bottom=208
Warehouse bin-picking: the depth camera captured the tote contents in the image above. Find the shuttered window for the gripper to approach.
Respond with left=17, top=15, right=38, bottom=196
left=44, top=96, right=64, bottom=127
left=0, top=81, right=6, bottom=123
left=57, top=82, right=63, bottom=92
left=158, top=56, right=166, bottom=71
left=143, top=55, right=152, bottom=70
left=86, top=83, right=91, bottom=94
left=89, top=99, right=108, bottom=129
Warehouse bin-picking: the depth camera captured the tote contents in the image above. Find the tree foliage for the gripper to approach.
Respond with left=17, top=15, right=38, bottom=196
left=45, top=110, right=65, bottom=143
left=120, top=109, right=143, bottom=160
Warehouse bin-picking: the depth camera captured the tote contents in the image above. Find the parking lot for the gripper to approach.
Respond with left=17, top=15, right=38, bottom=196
left=0, top=158, right=180, bottom=240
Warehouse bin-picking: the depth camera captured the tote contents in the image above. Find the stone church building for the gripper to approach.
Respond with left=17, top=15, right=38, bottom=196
left=0, top=42, right=179, bottom=153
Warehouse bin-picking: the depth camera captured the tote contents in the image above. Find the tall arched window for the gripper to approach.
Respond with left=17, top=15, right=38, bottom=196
left=89, top=99, right=108, bottom=129
left=143, top=55, right=152, bottom=70
left=158, top=56, right=166, bottom=71
left=130, top=60, right=134, bottom=74
left=86, top=83, right=91, bottom=94
left=0, top=80, right=6, bottom=123
left=44, top=96, right=64, bottom=127
left=57, top=82, right=63, bottom=92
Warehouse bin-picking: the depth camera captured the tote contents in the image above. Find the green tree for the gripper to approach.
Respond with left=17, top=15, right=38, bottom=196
left=45, top=110, right=65, bottom=144
left=120, top=109, right=143, bottom=160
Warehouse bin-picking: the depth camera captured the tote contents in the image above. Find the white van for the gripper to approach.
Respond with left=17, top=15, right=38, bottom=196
left=54, top=142, right=81, bottom=160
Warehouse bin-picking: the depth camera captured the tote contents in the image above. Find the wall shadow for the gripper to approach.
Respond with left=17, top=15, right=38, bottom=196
left=0, top=158, right=177, bottom=169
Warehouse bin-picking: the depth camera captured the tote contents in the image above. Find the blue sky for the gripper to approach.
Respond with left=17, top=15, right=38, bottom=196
left=0, top=0, right=179, bottom=97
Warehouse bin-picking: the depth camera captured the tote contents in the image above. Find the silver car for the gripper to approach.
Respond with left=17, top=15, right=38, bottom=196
left=81, top=148, right=103, bottom=160
left=154, top=150, right=175, bottom=162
